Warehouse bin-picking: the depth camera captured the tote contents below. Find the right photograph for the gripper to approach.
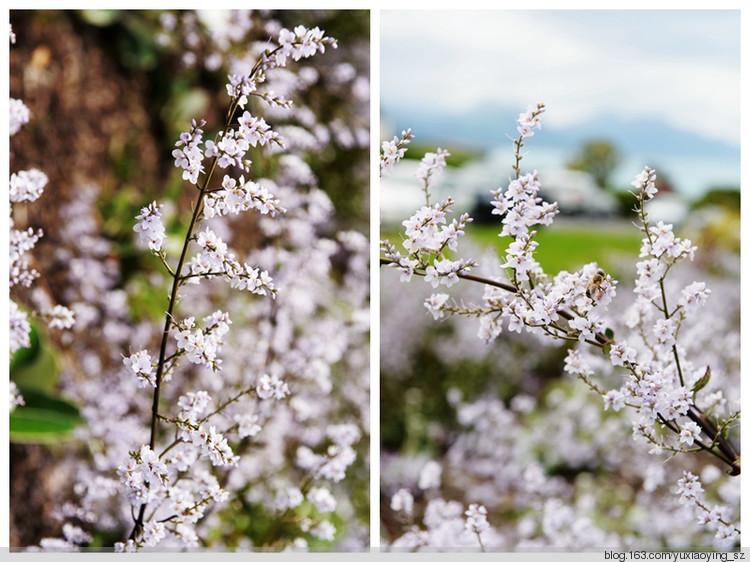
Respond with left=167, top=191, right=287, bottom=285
left=379, top=10, right=740, bottom=551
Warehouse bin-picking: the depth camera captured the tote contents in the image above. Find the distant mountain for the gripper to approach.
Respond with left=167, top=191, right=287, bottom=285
left=382, top=102, right=740, bottom=160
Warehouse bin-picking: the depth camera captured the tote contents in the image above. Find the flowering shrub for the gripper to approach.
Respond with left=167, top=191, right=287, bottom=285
left=380, top=104, right=739, bottom=550
left=10, top=11, right=369, bottom=550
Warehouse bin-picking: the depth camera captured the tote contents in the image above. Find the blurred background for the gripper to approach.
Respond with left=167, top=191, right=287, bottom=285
left=381, top=10, right=739, bottom=231
left=379, top=9, right=740, bottom=547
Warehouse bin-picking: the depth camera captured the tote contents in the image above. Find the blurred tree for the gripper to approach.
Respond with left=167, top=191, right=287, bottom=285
left=691, top=186, right=740, bottom=212
left=566, top=139, right=621, bottom=190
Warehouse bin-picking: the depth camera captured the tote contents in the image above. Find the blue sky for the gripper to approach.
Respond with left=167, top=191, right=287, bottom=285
left=381, top=9, right=740, bottom=148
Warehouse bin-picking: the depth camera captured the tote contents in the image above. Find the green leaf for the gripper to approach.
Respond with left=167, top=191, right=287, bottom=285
left=10, top=339, right=59, bottom=393
left=10, top=387, right=82, bottom=444
left=691, top=366, right=711, bottom=395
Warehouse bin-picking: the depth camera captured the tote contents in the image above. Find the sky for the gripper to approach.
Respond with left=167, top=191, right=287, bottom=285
left=381, top=10, right=740, bottom=150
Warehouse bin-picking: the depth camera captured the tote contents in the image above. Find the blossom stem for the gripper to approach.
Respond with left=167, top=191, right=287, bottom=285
left=380, top=256, right=611, bottom=346
left=199, top=387, right=254, bottom=424
left=129, top=76, right=249, bottom=543
left=655, top=275, right=686, bottom=388
left=158, top=251, right=175, bottom=277
left=686, top=406, right=740, bottom=475
left=633, top=193, right=741, bottom=471
left=130, top=163, right=214, bottom=541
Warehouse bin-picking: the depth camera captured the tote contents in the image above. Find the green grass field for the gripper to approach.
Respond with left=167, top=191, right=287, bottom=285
left=381, top=218, right=643, bottom=280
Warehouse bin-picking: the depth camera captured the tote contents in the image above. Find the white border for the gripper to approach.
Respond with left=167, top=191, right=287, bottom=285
left=3, top=0, right=749, bottom=554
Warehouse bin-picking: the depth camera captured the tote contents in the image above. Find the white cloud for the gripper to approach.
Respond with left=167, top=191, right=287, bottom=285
left=381, top=10, right=740, bottom=145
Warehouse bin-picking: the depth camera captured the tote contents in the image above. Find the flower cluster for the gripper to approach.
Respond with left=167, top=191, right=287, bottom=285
left=133, top=201, right=166, bottom=252
left=9, top=97, right=30, bottom=136
left=381, top=150, right=476, bottom=288
left=390, top=488, right=414, bottom=518
left=123, top=350, right=156, bottom=388
left=172, top=119, right=206, bottom=185
left=113, top=16, right=364, bottom=550
left=567, top=166, right=740, bottom=472
left=516, top=102, right=546, bottom=138
left=203, top=174, right=285, bottom=219
left=382, top=375, right=738, bottom=550
left=10, top=225, right=43, bottom=289
left=115, top=438, right=230, bottom=549
left=676, top=471, right=738, bottom=548
left=277, top=25, right=337, bottom=65
left=632, top=165, right=657, bottom=200
left=384, top=458, right=504, bottom=550
left=223, top=24, right=336, bottom=110
left=205, top=112, right=282, bottom=172
left=117, top=445, right=170, bottom=507
left=465, top=503, right=490, bottom=537
left=10, top=168, right=48, bottom=203
left=10, top=381, right=25, bottom=412
left=183, top=423, right=238, bottom=468
left=256, top=373, right=290, bottom=400
left=9, top=301, right=32, bottom=355
left=380, top=128, right=414, bottom=178
left=174, top=311, right=231, bottom=372
left=296, top=423, right=361, bottom=483
left=416, top=147, right=450, bottom=198
left=491, top=171, right=558, bottom=239
left=186, top=226, right=276, bottom=296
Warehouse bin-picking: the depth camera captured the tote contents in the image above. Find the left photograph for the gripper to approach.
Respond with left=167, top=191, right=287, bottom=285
left=9, top=10, right=370, bottom=550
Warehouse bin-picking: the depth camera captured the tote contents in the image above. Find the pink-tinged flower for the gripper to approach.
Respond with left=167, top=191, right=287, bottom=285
left=603, top=389, right=626, bottom=412
left=10, top=98, right=30, bottom=136
left=418, top=460, right=441, bottom=490
left=564, top=348, right=593, bottom=377
left=172, top=121, right=205, bottom=184
left=390, top=488, right=414, bottom=517
left=424, top=293, right=450, bottom=320
left=516, top=102, right=546, bottom=138
left=609, top=341, right=637, bottom=367
left=306, top=487, right=336, bottom=513
left=381, top=129, right=413, bottom=177
left=123, top=350, right=155, bottom=388
left=676, top=471, right=703, bottom=504
left=133, top=202, right=166, bottom=252
left=10, top=300, right=31, bottom=354
left=311, top=520, right=336, bottom=542
left=714, top=525, right=739, bottom=546
left=178, top=390, right=212, bottom=423
left=256, top=373, right=290, bottom=400
left=465, top=503, right=490, bottom=535
left=679, top=421, right=702, bottom=446
left=697, top=506, right=723, bottom=526
left=416, top=148, right=450, bottom=192
left=235, top=414, right=262, bottom=438
left=652, top=317, right=676, bottom=353
left=10, top=168, right=48, bottom=203
left=632, top=166, right=657, bottom=199
left=45, top=305, right=75, bottom=330
left=679, top=281, right=711, bottom=311
left=9, top=380, right=24, bottom=412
